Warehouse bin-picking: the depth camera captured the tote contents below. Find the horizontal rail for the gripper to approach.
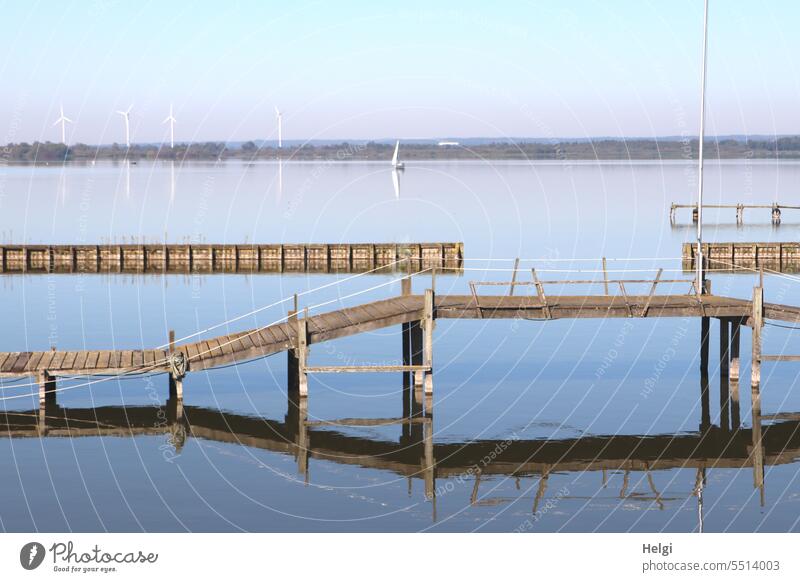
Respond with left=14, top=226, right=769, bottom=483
left=303, top=365, right=431, bottom=374
left=761, top=355, right=800, bottom=362
left=671, top=203, right=800, bottom=210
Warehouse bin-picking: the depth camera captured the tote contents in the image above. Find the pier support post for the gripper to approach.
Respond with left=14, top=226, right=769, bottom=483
left=751, top=286, right=763, bottom=389
left=772, top=205, right=781, bottom=226
left=287, top=310, right=309, bottom=397
left=692, top=206, right=699, bottom=223
left=719, top=318, right=730, bottom=431
left=729, top=319, right=741, bottom=428
left=37, top=370, right=56, bottom=405
left=422, top=289, right=435, bottom=395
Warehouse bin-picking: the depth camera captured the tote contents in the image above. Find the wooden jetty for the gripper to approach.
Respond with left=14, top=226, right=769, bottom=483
left=670, top=202, right=799, bottom=225
left=0, top=242, right=463, bottom=275
left=2, top=269, right=799, bottom=426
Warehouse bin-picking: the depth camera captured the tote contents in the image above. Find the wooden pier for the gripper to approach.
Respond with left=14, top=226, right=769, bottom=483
left=0, top=242, right=464, bottom=275
left=682, top=241, right=800, bottom=273
left=670, top=202, right=799, bottom=225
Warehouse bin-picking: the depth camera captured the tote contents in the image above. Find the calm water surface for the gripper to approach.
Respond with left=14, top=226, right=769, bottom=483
left=1, top=159, right=800, bottom=532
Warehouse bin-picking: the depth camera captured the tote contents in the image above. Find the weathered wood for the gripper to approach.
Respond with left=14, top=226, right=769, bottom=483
left=752, top=286, right=763, bottom=387
left=0, top=242, right=463, bottom=275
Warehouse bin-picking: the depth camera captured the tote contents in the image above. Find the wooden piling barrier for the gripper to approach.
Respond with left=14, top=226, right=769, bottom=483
left=752, top=286, right=763, bottom=388
left=0, top=242, right=464, bottom=275
left=682, top=242, right=800, bottom=273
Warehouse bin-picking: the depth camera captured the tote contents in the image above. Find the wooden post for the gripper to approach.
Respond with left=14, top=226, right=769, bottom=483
left=730, top=319, right=741, bottom=381
left=37, top=370, right=56, bottom=405
left=169, top=373, right=183, bottom=401
left=169, top=329, right=176, bottom=354
left=509, top=257, right=520, bottom=296
left=287, top=310, right=300, bottom=393
left=296, top=313, right=309, bottom=397
left=751, top=286, right=763, bottom=388
left=401, top=275, right=412, bottom=297
left=423, top=288, right=435, bottom=395
left=602, top=257, right=609, bottom=295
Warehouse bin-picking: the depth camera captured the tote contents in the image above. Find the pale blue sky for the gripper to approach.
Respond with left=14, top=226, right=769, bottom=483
left=1, top=0, right=798, bottom=144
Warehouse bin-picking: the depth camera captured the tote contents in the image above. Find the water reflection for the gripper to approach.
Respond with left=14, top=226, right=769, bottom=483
left=2, top=378, right=790, bottom=525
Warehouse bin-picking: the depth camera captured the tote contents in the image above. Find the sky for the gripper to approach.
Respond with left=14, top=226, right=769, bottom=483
left=1, top=0, right=799, bottom=144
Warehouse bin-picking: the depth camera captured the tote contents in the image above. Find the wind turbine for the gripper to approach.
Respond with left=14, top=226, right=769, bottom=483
left=52, top=105, right=73, bottom=144
left=116, top=105, right=133, bottom=148
left=162, top=104, right=177, bottom=148
left=275, top=106, right=282, bottom=148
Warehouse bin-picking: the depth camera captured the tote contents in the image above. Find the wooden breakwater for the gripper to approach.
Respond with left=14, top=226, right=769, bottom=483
left=0, top=242, right=464, bottom=275
left=682, top=242, right=800, bottom=273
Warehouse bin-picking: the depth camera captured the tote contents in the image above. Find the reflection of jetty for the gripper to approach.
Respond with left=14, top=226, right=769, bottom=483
left=1, top=384, right=786, bottom=516
left=682, top=242, right=800, bottom=273
left=0, top=242, right=463, bottom=275
left=670, top=203, right=799, bottom=225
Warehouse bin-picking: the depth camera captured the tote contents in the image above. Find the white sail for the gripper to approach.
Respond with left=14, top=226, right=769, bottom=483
left=392, top=140, right=400, bottom=166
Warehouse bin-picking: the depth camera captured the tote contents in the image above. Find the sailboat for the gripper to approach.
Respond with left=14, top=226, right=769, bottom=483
left=391, top=140, right=405, bottom=170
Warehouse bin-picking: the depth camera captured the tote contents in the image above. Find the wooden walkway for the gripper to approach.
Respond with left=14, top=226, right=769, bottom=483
left=2, top=291, right=799, bottom=379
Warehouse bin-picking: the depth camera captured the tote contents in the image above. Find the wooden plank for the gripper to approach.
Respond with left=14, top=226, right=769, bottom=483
left=38, top=352, right=57, bottom=371
left=0, top=352, right=14, bottom=371
left=62, top=351, right=79, bottom=370
left=97, top=351, right=111, bottom=369
left=49, top=351, right=68, bottom=370
left=71, top=351, right=90, bottom=371
left=121, top=350, right=134, bottom=368
left=132, top=351, right=144, bottom=368
left=10, top=352, right=32, bottom=373
left=24, top=352, right=46, bottom=372
left=85, top=351, right=101, bottom=369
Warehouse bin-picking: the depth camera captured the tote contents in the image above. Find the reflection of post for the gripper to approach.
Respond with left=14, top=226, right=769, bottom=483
left=287, top=391, right=309, bottom=480
left=533, top=468, right=549, bottom=515
left=719, top=318, right=730, bottom=432
left=751, top=392, right=764, bottom=506
left=693, top=467, right=706, bottom=533
left=730, top=319, right=741, bottom=428
left=401, top=275, right=412, bottom=440
left=700, top=317, right=710, bottom=375
left=699, top=366, right=711, bottom=431
left=422, top=416, right=436, bottom=519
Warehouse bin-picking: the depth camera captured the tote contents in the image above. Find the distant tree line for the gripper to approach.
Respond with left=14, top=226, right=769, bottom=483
left=3, top=137, right=800, bottom=162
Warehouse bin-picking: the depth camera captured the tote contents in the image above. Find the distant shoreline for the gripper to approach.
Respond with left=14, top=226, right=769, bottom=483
left=4, top=137, right=800, bottom=162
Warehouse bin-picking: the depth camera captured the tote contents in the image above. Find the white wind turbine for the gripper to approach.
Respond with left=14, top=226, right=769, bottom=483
left=116, top=105, right=133, bottom=148
left=52, top=105, right=73, bottom=144
left=162, top=104, right=177, bottom=148
left=275, top=106, right=282, bottom=148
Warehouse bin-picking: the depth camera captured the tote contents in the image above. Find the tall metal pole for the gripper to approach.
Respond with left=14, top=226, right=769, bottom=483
left=696, top=0, right=710, bottom=294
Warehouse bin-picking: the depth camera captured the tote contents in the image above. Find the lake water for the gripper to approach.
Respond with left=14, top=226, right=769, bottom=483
left=1, top=159, right=800, bottom=532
